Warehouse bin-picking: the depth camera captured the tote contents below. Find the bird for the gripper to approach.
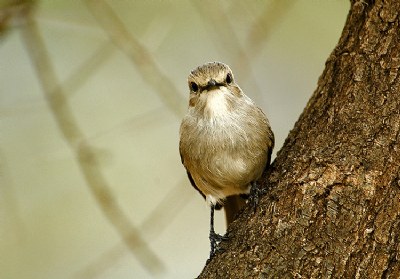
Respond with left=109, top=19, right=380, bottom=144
left=179, top=62, right=274, bottom=257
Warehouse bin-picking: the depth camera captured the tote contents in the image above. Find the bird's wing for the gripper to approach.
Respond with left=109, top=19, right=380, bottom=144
left=179, top=141, right=223, bottom=210
left=179, top=141, right=206, bottom=200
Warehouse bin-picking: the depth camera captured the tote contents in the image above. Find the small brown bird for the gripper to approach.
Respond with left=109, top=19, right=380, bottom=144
left=179, top=62, right=274, bottom=257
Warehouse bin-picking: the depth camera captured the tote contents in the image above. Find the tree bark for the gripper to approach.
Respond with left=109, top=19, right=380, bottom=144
left=199, top=0, right=400, bottom=278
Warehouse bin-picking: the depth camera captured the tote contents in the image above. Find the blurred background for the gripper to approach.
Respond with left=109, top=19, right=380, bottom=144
left=0, top=1, right=348, bottom=278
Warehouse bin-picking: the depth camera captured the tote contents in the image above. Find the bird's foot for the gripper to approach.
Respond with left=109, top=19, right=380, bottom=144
left=248, top=181, right=266, bottom=212
left=209, top=231, right=229, bottom=259
left=210, top=231, right=229, bottom=243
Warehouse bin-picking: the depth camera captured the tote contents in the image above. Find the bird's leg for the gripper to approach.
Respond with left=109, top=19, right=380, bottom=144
left=208, top=204, right=228, bottom=258
left=209, top=204, right=217, bottom=258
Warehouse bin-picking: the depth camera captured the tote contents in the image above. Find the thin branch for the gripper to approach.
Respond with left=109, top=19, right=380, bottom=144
left=85, top=0, right=186, bottom=117
left=246, top=0, right=294, bottom=55
left=0, top=0, right=35, bottom=36
left=76, top=242, right=127, bottom=279
left=62, top=41, right=115, bottom=99
left=192, top=0, right=263, bottom=99
left=0, top=150, right=26, bottom=241
left=76, top=178, right=194, bottom=279
left=141, top=177, right=194, bottom=239
left=20, top=15, right=164, bottom=275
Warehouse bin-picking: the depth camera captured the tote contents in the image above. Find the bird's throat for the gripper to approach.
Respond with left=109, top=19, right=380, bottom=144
left=204, top=88, right=231, bottom=120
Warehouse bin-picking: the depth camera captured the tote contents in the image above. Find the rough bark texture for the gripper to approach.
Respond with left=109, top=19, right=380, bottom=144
left=199, top=0, right=400, bottom=278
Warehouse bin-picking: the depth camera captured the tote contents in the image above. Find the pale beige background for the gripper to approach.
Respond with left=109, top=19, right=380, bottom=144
left=1, top=1, right=348, bottom=278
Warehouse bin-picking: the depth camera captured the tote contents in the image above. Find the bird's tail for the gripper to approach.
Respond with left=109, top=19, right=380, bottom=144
left=223, top=195, right=247, bottom=226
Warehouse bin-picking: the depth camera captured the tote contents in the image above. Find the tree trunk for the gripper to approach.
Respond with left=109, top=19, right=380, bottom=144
left=199, top=0, right=400, bottom=278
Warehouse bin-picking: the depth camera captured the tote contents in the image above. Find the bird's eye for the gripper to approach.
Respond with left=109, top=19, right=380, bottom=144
left=226, top=73, right=233, bottom=84
left=190, top=82, right=199, bottom=92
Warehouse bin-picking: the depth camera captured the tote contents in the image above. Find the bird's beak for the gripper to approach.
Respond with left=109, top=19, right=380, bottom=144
left=205, top=79, right=219, bottom=91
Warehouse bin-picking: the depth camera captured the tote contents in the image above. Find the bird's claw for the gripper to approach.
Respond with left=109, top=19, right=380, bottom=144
left=248, top=181, right=266, bottom=212
left=209, top=231, right=229, bottom=258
